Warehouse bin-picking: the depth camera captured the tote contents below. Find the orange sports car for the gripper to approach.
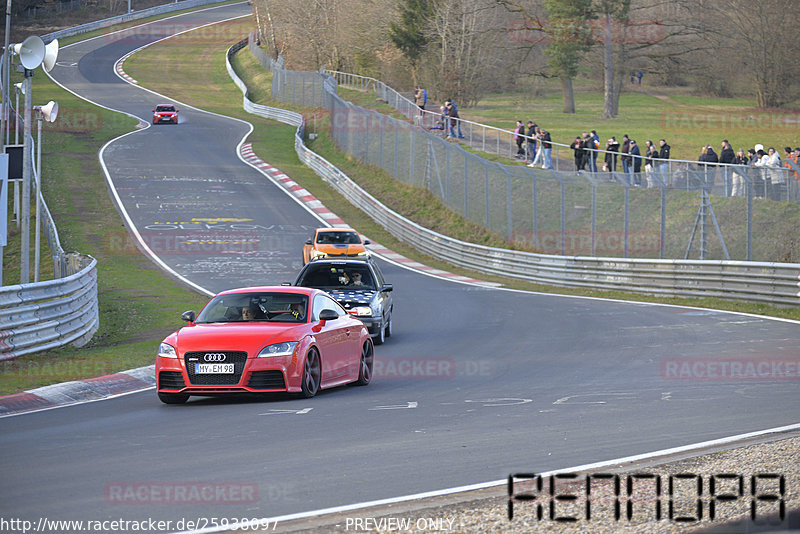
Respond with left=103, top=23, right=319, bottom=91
left=302, top=227, right=370, bottom=264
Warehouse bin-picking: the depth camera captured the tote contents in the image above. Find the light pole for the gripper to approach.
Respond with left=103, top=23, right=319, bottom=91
left=2, top=0, right=12, bottom=149
left=33, top=101, right=57, bottom=282
left=20, top=68, right=32, bottom=283
left=13, top=82, right=22, bottom=144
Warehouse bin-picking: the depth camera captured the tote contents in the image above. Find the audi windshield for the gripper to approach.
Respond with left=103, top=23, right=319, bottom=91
left=194, top=292, right=309, bottom=323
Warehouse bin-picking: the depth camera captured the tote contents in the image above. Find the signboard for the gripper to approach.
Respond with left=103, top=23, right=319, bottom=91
left=1, top=153, right=8, bottom=247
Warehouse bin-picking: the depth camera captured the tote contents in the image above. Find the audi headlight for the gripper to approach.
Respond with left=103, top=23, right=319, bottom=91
left=258, top=342, right=298, bottom=358
left=351, top=306, right=372, bottom=317
left=158, top=343, right=177, bottom=359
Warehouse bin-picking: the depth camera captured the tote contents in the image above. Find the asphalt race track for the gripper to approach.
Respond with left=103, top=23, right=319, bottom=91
left=1, top=3, right=799, bottom=530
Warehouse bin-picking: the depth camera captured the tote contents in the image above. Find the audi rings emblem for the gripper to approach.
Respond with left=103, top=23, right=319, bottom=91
left=204, top=353, right=227, bottom=362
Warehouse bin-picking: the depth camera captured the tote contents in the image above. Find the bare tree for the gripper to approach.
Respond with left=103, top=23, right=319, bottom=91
left=426, top=0, right=510, bottom=105
left=711, top=0, right=800, bottom=108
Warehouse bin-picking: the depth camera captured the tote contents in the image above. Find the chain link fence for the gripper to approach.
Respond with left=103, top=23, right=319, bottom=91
left=249, top=35, right=800, bottom=263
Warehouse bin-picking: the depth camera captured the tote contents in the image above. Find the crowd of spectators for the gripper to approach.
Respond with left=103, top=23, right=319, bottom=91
left=414, top=91, right=799, bottom=199
left=512, top=120, right=799, bottom=198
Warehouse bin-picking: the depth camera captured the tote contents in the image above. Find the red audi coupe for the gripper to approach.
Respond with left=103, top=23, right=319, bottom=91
left=156, top=286, right=373, bottom=404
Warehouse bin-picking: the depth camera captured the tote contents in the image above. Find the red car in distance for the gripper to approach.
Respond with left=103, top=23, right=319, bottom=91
left=156, top=286, right=373, bottom=404
left=152, top=104, right=178, bottom=124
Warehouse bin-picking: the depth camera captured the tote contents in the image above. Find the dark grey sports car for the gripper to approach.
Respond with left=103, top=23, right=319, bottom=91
left=294, top=258, right=393, bottom=344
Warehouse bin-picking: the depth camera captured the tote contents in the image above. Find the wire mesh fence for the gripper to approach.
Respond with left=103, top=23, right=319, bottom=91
left=249, top=35, right=800, bottom=263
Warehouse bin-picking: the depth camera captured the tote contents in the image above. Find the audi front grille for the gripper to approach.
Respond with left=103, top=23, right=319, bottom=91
left=184, top=351, right=247, bottom=385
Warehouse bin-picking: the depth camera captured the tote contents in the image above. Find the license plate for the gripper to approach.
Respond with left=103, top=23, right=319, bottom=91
left=195, top=363, right=234, bottom=374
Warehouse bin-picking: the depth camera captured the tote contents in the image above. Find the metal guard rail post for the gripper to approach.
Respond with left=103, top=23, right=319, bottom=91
left=227, top=40, right=800, bottom=308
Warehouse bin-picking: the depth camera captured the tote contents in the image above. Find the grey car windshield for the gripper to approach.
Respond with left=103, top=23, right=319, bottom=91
left=298, top=265, right=375, bottom=290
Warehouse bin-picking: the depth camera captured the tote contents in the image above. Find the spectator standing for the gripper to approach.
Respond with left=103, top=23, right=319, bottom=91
left=645, top=140, right=658, bottom=188
left=604, top=137, right=619, bottom=173
left=753, top=148, right=768, bottom=197
left=445, top=99, right=464, bottom=138
left=514, top=120, right=526, bottom=158
left=783, top=147, right=797, bottom=180
left=541, top=129, right=553, bottom=169
left=445, top=101, right=458, bottom=138
left=791, top=148, right=800, bottom=201
left=526, top=121, right=538, bottom=163
left=620, top=135, right=631, bottom=176
left=529, top=128, right=543, bottom=167
left=636, top=71, right=643, bottom=84
left=790, top=148, right=800, bottom=181
left=657, top=139, right=671, bottom=185
left=589, top=130, right=600, bottom=172
left=630, top=140, right=642, bottom=186
left=699, top=145, right=719, bottom=188
left=731, top=148, right=748, bottom=197
left=580, top=132, right=592, bottom=170
left=719, top=140, right=735, bottom=196
left=765, top=147, right=783, bottom=200
left=570, top=136, right=585, bottom=171
left=414, top=87, right=427, bottom=114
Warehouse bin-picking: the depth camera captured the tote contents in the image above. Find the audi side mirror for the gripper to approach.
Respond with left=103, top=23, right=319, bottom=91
left=181, top=310, right=196, bottom=323
left=319, top=309, right=339, bottom=322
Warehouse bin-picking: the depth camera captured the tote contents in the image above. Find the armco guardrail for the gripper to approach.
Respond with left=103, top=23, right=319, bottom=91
left=228, top=40, right=800, bottom=307
left=0, top=254, right=99, bottom=360
left=41, top=0, right=232, bottom=42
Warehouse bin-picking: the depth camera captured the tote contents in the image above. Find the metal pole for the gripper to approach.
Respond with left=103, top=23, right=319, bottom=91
left=560, top=181, right=565, bottom=255
left=14, top=88, right=19, bottom=144
left=34, top=112, right=41, bottom=282
left=20, top=71, right=31, bottom=283
left=1, top=0, right=11, bottom=151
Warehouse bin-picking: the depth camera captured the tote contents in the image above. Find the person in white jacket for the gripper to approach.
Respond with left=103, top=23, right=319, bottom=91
left=753, top=148, right=769, bottom=198
left=765, top=147, right=783, bottom=200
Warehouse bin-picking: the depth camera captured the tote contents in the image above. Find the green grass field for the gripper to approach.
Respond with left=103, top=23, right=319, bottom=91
left=2, top=13, right=799, bottom=396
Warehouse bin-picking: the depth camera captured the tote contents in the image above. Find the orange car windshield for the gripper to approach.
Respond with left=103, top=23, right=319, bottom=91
left=316, top=231, right=361, bottom=245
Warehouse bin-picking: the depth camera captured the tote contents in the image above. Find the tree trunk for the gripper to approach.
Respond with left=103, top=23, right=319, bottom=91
left=602, top=11, right=618, bottom=118
left=561, top=76, right=575, bottom=113
left=262, top=0, right=280, bottom=60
